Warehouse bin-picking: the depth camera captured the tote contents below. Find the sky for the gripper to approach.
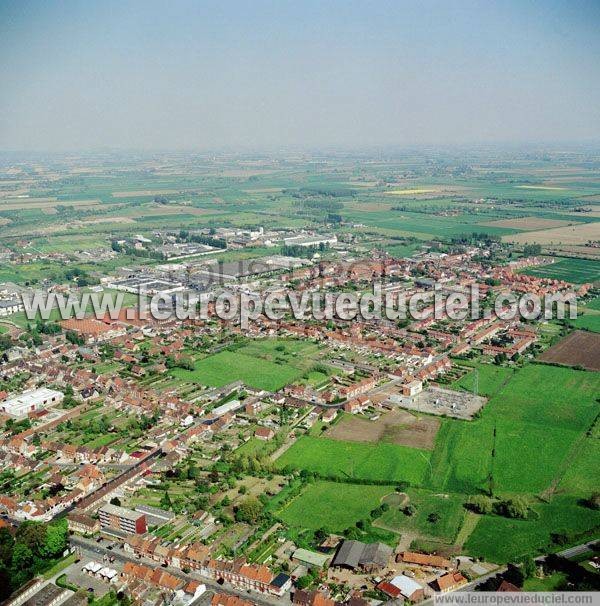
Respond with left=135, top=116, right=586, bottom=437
left=0, top=0, right=599, bottom=151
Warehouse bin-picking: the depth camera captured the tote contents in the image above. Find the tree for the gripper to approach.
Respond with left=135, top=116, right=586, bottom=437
left=110, top=497, right=122, bottom=507
left=160, top=491, right=173, bottom=510
left=16, top=521, right=47, bottom=557
left=427, top=512, right=440, bottom=523
left=466, top=495, right=493, bottom=515
left=296, top=575, right=312, bottom=590
left=495, top=497, right=529, bottom=519
left=11, top=543, right=33, bottom=572
left=585, top=491, right=600, bottom=510
left=522, top=556, right=537, bottom=579
left=44, top=519, right=68, bottom=558
left=234, top=497, right=262, bottom=523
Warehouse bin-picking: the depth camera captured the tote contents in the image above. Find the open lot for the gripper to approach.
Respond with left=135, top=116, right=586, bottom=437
left=326, top=409, right=440, bottom=450
left=539, top=330, right=600, bottom=371
left=171, top=350, right=304, bottom=391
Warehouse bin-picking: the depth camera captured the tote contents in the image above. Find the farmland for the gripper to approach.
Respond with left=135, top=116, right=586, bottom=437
left=428, top=364, right=600, bottom=495
left=452, top=363, right=515, bottom=398
left=521, top=257, right=600, bottom=284
left=464, top=496, right=600, bottom=563
left=373, top=489, right=467, bottom=544
left=539, top=330, right=600, bottom=371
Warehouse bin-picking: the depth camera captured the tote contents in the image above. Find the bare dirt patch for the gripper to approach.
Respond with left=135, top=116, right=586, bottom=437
left=326, top=409, right=440, bottom=450
left=482, top=217, right=573, bottom=231
left=539, top=330, right=600, bottom=371
left=504, top=221, right=600, bottom=245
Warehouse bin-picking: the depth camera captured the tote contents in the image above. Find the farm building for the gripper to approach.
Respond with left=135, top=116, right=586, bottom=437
left=331, top=539, right=392, bottom=573
left=292, top=548, right=331, bottom=570
left=378, top=575, right=424, bottom=602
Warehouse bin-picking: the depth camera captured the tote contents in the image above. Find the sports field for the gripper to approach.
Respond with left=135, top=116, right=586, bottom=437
left=276, top=435, right=431, bottom=485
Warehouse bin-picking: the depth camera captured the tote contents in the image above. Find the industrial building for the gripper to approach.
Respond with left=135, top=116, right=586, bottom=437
left=0, top=388, right=64, bottom=419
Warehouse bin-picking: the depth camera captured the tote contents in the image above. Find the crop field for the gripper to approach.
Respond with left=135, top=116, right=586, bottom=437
left=520, top=257, right=600, bottom=283
left=276, top=481, right=394, bottom=532
left=342, top=207, right=520, bottom=239
left=571, top=314, right=600, bottom=333
left=506, top=221, right=600, bottom=246
left=539, top=330, right=600, bottom=371
left=481, top=217, right=575, bottom=231
left=275, top=435, right=431, bottom=485
left=171, top=350, right=304, bottom=391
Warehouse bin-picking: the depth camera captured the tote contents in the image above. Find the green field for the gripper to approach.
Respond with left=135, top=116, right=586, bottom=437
left=276, top=435, right=430, bottom=484
left=464, top=496, right=600, bottom=562
left=171, top=350, right=303, bottom=391
left=571, top=313, right=600, bottom=333
left=170, top=338, right=325, bottom=391
left=277, top=481, right=394, bottom=532
left=453, top=363, right=515, bottom=398
left=427, top=364, right=600, bottom=495
left=522, top=257, right=600, bottom=284
left=374, top=488, right=466, bottom=543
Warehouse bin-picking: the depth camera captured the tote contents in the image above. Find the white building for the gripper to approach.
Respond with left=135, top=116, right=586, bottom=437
left=0, top=388, right=64, bottom=419
left=283, top=234, right=338, bottom=248
left=0, top=299, right=23, bottom=317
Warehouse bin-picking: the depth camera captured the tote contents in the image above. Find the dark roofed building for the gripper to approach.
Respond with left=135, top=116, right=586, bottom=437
left=331, top=540, right=392, bottom=573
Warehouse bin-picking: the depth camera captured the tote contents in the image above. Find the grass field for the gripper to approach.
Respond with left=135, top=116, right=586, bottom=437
left=521, top=257, right=600, bottom=284
left=571, top=313, right=600, bottom=333
left=453, top=363, right=515, bottom=398
left=428, top=364, right=600, bottom=495
left=464, top=496, right=600, bottom=562
left=374, top=488, right=466, bottom=543
left=171, top=350, right=304, bottom=391
left=276, top=435, right=430, bottom=485
left=277, top=481, right=394, bottom=532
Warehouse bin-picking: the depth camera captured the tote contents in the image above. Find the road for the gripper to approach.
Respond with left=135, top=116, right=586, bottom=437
left=70, top=536, right=289, bottom=606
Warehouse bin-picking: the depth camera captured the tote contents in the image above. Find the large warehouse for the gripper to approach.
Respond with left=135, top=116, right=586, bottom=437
left=0, top=388, right=64, bottom=419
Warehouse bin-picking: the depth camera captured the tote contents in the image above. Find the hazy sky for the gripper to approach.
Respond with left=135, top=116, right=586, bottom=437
left=1, top=0, right=599, bottom=151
